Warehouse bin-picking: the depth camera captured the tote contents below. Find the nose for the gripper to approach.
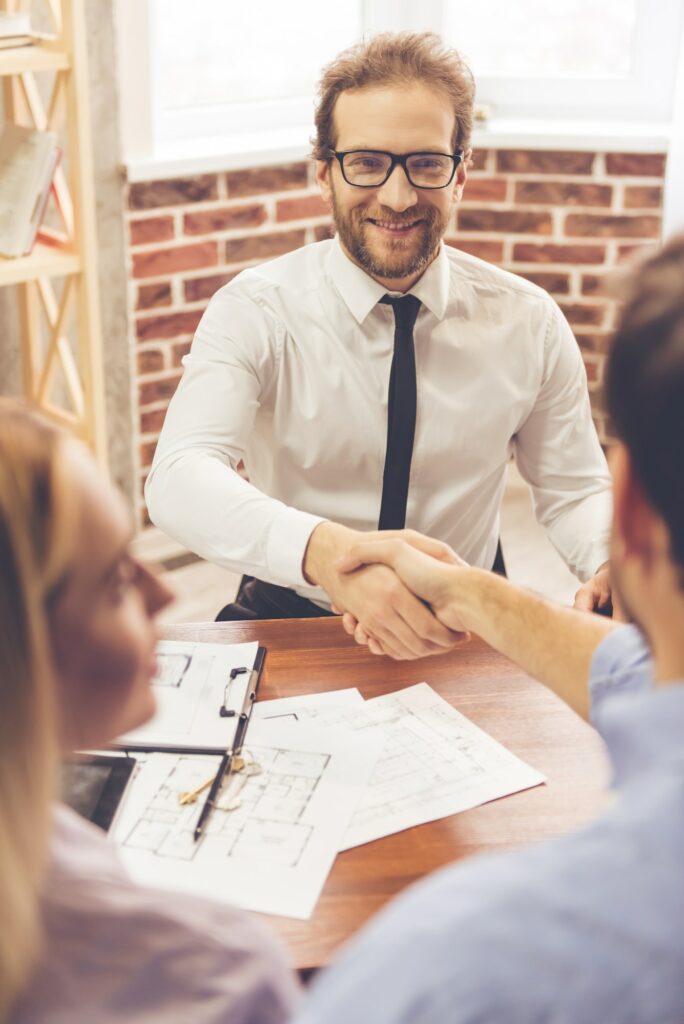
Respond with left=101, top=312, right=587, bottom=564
left=375, top=163, right=418, bottom=212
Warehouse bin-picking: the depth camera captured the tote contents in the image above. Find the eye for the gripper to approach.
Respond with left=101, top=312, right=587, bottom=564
left=111, top=556, right=140, bottom=601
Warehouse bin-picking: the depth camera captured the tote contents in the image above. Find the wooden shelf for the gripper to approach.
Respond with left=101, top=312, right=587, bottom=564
left=0, top=41, right=69, bottom=76
left=0, top=243, right=80, bottom=285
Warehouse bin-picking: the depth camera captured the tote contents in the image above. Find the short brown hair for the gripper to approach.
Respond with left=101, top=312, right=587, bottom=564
left=312, top=32, right=475, bottom=161
left=605, top=234, right=684, bottom=579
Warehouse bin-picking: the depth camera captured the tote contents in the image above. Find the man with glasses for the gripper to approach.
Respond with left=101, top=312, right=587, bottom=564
left=146, top=32, right=613, bottom=659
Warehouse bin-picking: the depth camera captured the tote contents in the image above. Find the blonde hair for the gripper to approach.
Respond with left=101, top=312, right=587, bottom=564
left=0, top=400, right=77, bottom=1018
left=312, top=31, right=475, bottom=161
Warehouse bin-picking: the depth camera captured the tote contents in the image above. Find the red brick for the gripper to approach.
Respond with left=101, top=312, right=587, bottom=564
left=581, top=274, right=610, bottom=297
left=313, top=223, right=334, bottom=242
left=512, top=243, right=606, bottom=264
left=130, top=216, right=175, bottom=246
left=140, top=440, right=159, bottom=469
left=583, top=357, right=601, bottom=383
left=183, top=271, right=240, bottom=303
left=138, top=374, right=182, bottom=407
left=136, top=281, right=172, bottom=310
left=515, top=270, right=570, bottom=294
left=132, top=242, right=218, bottom=279
left=623, top=185, right=662, bottom=209
left=605, top=153, right=666, bottom=177
left=558, top=302, right=606, bottom=327
left=514, top=181, right=612, bottom=207
left=565, top=213, right=660, bottom=239
left=616, top=242, right=659, bottom=262
left=172, top=341, right=192, bottom=366
left=184, top=203, right=267, bottom=235
left=458, top=209, right=552, bottom=234
left=224, top=228, right=305, bottom=264
left=497, top=150, right=595, bottom=174
left=468, top=150, right=489, bottom=171
left=446, top=237, right=504, bottom=262
left=575, top=331, right=614, bottom=354
left=225, top=163, right=308, bottom=198
left=462, top=177, right=508, bottom=202
left=137, top=348, right=165, bottom=374
left=276, top=194, right=329, bottom=221
left=129, top=175, right=218, bottom=210
left=136, top=310, right=203, bottom=342
left=140, top=408, right=168, bottom=435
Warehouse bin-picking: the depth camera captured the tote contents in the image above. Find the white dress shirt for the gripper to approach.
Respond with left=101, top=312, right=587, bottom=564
left=10, top=805, right=299, bottom=1024
left=146, top=238, right=611, bottom=603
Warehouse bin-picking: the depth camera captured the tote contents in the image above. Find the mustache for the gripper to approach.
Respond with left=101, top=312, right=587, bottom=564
left=355, top=205, right=439, bottom=227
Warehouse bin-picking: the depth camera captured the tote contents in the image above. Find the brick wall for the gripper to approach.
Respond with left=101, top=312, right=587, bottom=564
left=127, top=148, right=666, bottom=521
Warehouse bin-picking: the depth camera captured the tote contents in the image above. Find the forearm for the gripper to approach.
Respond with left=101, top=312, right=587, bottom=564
left=450, top=569, right=618, bottom=719
left=146, top=451, right=322, bottom=586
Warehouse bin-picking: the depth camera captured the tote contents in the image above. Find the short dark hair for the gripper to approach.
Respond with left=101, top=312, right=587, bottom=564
left=605, top=234, right=684, bottom=577
left=311, top=32, right=475, bottom=162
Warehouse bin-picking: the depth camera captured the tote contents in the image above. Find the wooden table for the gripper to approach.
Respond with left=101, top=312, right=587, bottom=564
left=165, top=617, right=610, bottom=971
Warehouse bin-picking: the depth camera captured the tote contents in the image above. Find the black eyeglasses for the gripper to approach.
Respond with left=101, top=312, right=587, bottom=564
left=329, top=149, right=464, bottom=189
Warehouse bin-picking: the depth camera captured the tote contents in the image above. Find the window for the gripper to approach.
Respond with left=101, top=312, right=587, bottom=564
left=151, top=0, right=364, bottom=142
left=117, top=0, right=684, bottom=168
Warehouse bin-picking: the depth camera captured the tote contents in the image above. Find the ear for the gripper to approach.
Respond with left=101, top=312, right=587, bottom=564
left=452, top=148, right=470, bottom=203
left=611, top=443, right=660, bottom=563
left=315, top=160, right=333, bottom=206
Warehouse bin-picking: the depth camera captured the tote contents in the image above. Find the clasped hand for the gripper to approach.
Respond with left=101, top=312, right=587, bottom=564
left=302, top=522, right=469, bottom=660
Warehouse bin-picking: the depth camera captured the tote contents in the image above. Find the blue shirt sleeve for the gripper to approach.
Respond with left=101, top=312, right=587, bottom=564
left=588, top=624, right=652, bottom=727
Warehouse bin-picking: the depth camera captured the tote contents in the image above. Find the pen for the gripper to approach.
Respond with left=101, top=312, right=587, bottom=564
left=193, top=747, right=233, bottom=842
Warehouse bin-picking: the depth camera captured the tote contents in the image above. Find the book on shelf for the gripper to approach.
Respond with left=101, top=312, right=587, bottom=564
left=0, top=123, right=61, bottom=259
left=0, top=11, right=35, bottom=51
left=0, top=11, right=32, bottom=35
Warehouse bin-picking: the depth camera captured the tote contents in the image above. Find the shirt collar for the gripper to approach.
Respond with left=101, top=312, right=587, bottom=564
left=594, top=682, right=684, bottom=788
left=328, top=235, right=450, bottom=324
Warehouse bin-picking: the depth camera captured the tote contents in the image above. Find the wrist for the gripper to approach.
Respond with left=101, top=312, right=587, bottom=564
left=302, top=521, right=355, bottom=586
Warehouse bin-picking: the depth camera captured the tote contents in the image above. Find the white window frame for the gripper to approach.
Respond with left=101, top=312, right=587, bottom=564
left=116, top=0, right=684, bottom=178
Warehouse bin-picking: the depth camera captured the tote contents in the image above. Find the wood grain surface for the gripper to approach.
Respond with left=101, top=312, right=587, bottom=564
left=165, top=617, right=610, bottom=970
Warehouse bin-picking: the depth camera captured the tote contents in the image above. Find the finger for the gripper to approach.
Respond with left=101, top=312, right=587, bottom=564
left=364, top=590, right=456, bottom=659
left=338, top=539, right=404, bottom=574
left=354, top=622, right=371, bottom=645
left=393, top=530, right=462, bottom=564
left=341, top=612, right=357, bottom=635
left=573, top=585, right=596, bottom=612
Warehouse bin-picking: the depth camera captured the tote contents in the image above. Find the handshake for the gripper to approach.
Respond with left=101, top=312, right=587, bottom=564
left=303, top=522, right=615, bottom=661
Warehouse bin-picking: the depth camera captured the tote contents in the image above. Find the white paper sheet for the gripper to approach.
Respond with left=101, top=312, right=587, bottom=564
left=290, top=682, right=545, bottom=850
left=112, top=718, right=381, bottom=919
left=253, top=687, right=365, bottom=723
left=118, top=640, right=259, bottom=750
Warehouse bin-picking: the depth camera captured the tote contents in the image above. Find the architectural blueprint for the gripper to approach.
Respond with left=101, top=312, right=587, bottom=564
left=113, top=718, right=381, bottom=919
left=263, top=683, right=545, bottom=850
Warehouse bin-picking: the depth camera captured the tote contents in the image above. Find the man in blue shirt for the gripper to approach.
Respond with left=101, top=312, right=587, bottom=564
left=295, top=234, right=684, bottom=1022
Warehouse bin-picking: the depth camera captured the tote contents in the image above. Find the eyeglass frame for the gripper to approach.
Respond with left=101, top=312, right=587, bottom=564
left=328, top=148, right=465, bottom=190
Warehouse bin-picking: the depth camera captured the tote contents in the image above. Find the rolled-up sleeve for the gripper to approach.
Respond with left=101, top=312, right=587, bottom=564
left=514, top=304, right=612, bottom=581
left=145, top=286, right=323, bottom=587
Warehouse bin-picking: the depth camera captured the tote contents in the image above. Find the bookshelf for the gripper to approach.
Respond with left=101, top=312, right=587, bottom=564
left=0, top=0, right=106, bottom=461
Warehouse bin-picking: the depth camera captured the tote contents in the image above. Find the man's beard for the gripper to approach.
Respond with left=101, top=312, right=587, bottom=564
left=330, top=186, right=448, bottom=281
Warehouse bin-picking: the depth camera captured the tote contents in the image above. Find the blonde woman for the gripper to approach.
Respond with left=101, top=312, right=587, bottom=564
left=0, top=399, right=299, bottom=1024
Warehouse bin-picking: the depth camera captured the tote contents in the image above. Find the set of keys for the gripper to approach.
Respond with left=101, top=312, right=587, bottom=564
left=178, top=756, right=262, bottom=811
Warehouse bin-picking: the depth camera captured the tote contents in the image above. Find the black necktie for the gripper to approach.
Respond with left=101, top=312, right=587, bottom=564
left=377, top=294, right=421, bottom=530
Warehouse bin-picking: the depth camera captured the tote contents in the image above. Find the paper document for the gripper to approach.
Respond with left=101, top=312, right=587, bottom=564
left=287, top=682, right=545, bottom=849
left=118, top=640, right=259, bottom=750
left=113, top=719, right=381, bottom=919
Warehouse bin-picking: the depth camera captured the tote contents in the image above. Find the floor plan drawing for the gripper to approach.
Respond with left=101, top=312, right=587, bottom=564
left=123, top=746, right=328, bottom=869
left=286, top=683, right=545, bottom=850
left=114, top=719, right=382, bottom=919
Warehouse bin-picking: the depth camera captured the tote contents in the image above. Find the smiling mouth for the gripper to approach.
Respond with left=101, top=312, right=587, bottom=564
left=367, top=218, right=423, bottom=233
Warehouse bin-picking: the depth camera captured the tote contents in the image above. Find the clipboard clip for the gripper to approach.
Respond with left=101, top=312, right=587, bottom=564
left=219, top=665, right=259, bottom=718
